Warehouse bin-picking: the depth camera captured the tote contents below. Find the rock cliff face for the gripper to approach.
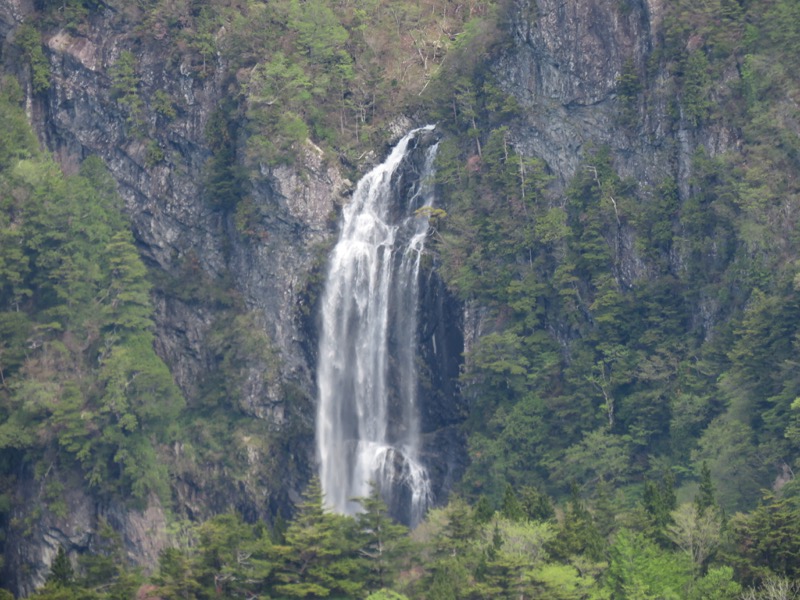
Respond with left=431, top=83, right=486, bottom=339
left=6, top=470, right=168, bottom=597
left=484, top=0, right=743, bottom=330
left=34, top=14, right=346, bottom=402
left=498, top=0, right=651, bottom=187
left=417, top=264, right=466, bottom=500
left=496, top=0, right=736, bottom=194
left=1, top=4, right=348, bottom=591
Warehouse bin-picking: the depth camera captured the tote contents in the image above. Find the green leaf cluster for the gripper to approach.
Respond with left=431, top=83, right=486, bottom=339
left=14, top=25, right=51, bottom=94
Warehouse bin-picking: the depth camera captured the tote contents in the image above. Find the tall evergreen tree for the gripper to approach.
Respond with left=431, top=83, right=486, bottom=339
left=500, top=483, right=524, bottom=522
left=695, top=462, right=716, bottom=516
left=354, top=484, right=410, bottom=593
left=273, top=477, right=364, bottom=598
left=548, top=487, right=605, bottom=562
left=46, top=546, right=74, bottom=587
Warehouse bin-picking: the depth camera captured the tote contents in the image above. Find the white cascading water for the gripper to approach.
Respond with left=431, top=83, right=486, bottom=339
left=316, top=126, right=438, bottom=526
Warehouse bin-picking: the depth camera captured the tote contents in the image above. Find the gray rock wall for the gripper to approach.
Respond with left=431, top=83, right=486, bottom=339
left=0, top=5, right=344, bottom=590
left=496, top=0, right=737, bottom=194
left=5, top=470, right=168, bottom=597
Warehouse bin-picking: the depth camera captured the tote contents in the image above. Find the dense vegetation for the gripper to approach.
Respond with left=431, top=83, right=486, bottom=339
left=2, top=0, right=800, bottom=596
left=18, top=479, right=800, bottom=599
left=0, top=76, right=184, bottom=503
left=425, top=0, right=800, bottom=513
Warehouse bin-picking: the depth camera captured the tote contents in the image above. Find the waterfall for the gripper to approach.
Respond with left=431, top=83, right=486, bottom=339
left=316, top=126, right=438, bottom=526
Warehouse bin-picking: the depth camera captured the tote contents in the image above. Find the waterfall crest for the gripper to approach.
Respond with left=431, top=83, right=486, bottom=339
left=316, top=126, right=438, bottom=526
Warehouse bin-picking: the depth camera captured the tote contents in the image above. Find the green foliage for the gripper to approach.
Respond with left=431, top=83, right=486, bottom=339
left=519, top=486, right=555, bottom=522
left=604, top=530, right=690, bottom=599
left=689, top=566, right=741, bottom=600
left=691, top=416, right=765, bottom=512
left=682, top=51, right=712, bottom=126
left=152, top=90, right=177, bottom=120
left=667, top=503, right=722, bottom=576
left=616, top=58, right=641, bottom=128
left=354, top=484, right=411, bottom=593
left=0, top=77, right=38, bottom=171
left=79, top=519, right=143, bottom=596
left=179, top=5, right=218, bottom=78
left=13, top=488, right=793, bottom=599
left=15, top=25, right=50, bottom=94
left=46, top=546, right=74, bottom=587
left=272, top=477, right=365, bottom=598
left=548, top=489, right=605, bottom=563
left=145, top=141, right=165, bottom=167
left=367, top=591, right=410, bottom=600
left=0, top=94, right=184, bottom=507
left=641, top=471, right=677, bottom=544
left=204, top=105, right=245, bottom=210
left=695, top=462, right=716, bottom=516
left=203, top=311, right=280, bottom=411
left=526, top=563, right=598, bottom=599
left=110, top=51, right=143, bottom=130
left=500, top=484, right=524, bottom=522
left=245, top=52, right=313, bottom=166
left=153, top=547, right=202, bottom=600
left=38, top=0, right=97, bottom=31
left=729, top=492, right=800, bottom=584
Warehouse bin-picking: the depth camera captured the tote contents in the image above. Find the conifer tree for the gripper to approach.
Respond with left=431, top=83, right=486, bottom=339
left=500, top=484, right=524, bottom=522
left=730, top=492, right=800, bottom=583
left=46, top=546, right=74, bottom=587
left=354, top=483, right=410, bottom=593
left=153, top=547, right=201, bottom=600
left=273, top=477, right=364, bottom=598
left=271, top=509, right=288, bottom=545
left=473, top=495, right=494, bottom=524
left=548, top=487, right=605, bottom=562
left=103, top=230, right=154, bottom=337
left=643, top=471, right=677, bottom=545
left=437, top=496, right=479, bottom=558
left=695, top=462, right=716, bottom=516
left=519, top=485, right=554, bottom=522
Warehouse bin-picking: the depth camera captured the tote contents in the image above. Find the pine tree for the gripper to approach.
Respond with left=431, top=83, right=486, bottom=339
left=271, top=509, right=288, bottom=545
left=548, top=487, right=605, bottom=562
left=437, top=497, right=479, bottom=558
left=102, top=230, right=154, bottom=337
left=273, top=477, right=364, bottom=598
left=519, top=485, right=554, bottom=522
left=500, top=484, right=524, bottom=522
left=731, top=492, right=800, bottom=583
left=47, top=545, right=74, bottom=587
left=695, top=462, right=716, bottom=516
left=153, top=548, right=201, bottom=600
left=474, top=495, right=494, bottom=524
left=643, top=471, right=677, bottom=545
left=354, top=483, right=410, bottom=593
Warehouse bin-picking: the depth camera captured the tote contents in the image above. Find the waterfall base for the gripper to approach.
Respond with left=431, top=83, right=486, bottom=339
left=349, top=441, right=432, bottom=526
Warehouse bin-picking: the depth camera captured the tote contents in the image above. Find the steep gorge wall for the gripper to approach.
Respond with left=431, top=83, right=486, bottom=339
left=483, top=0, right=745, bottom=336
left=0, top=3, right=347, bottom=592
left=496, top=0, right=738, bottom=194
